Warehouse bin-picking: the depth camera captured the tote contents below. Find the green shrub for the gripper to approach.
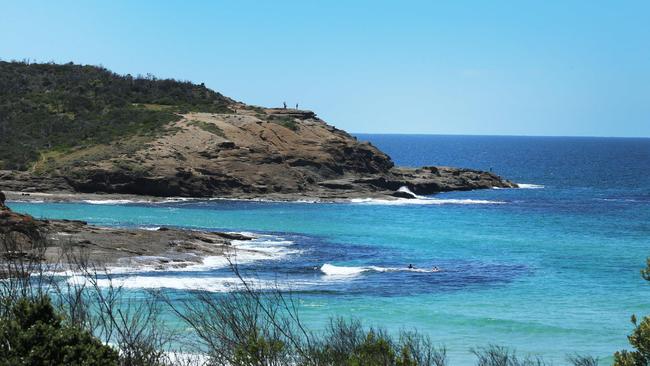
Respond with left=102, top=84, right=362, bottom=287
left=270, top=116, right=299, bottom=131
left=613, top=259, right=650, bottom=366
left=0, top=296, right=118, bottom=366
left=348, top=330, right=397, bottom=366
left=187, top=119, right=226, bottom=137
left=232, top=332, right=287, bottom=366
left=0, top=61, right=233, bottom=170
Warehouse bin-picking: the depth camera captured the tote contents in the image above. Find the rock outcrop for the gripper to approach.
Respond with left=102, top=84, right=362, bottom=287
left=1, top=190, right=254, bottom=269
left=0, top=190, right=45, bottom=239
left=0, top=106, right=516, bottom=200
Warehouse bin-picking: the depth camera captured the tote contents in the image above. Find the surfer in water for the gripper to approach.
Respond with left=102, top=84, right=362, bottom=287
left=408, top=264, right=414, bottom=269
left=431, top=266, right=440, bottom=272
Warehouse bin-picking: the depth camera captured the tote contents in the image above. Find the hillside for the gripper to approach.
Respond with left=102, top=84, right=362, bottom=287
left=0, top=61, right=516, bottom=200
left=0, top=61, right=231, bottom=170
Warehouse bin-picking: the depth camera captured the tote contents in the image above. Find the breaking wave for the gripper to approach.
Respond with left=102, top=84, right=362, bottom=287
left=66, top=275, right=309, bottom=292
left=517, top=183, right=544, bottom=189
left=320, top=263, right=439, bottom=277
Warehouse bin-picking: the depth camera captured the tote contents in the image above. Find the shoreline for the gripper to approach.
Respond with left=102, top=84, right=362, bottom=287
left=2, top=193, right=261, bottom=273
left=3, top=186, right=521, bottom=206
left=41, top=221, right=258, bottom=272
left=2, top=189, right=419, bottom=204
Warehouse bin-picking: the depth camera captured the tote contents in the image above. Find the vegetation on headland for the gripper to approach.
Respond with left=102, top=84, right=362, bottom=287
left=269, top=115, right=300, bottom=131
left=187, top=119, right=226, bottom=137
left=0, top=60, right=232, bottom=170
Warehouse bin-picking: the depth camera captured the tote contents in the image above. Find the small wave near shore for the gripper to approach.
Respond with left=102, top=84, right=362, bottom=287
left=320, top=263, right=439, bottom=277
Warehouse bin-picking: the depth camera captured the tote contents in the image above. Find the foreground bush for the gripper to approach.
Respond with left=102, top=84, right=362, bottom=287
left=0, top=296, right=118, bottom=366
left=612, top=259, right=650, bottom=366
left=613, top=315, right=650, bottom=366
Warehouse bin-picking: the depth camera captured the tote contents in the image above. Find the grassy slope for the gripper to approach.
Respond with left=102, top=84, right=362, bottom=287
left=0, top=61, right=233, bottom=170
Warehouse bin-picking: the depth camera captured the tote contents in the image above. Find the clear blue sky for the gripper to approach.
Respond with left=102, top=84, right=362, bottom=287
left=1, top=1, right=649, bottom=137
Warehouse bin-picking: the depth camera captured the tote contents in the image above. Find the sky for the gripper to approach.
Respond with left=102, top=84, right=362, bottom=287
left=1, top=1, right=649, bottom=137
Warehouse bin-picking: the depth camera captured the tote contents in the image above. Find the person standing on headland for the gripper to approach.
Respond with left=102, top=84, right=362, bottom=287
left=295, top=103, right=299, bottom=110
left=283, top=101, right=287, bottom=109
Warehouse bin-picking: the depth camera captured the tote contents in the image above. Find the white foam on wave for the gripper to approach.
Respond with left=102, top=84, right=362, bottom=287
left=320, top=263, right=438, bottom=277
left=349, top=197, right=505, bottom=206
left=7, top=199, right=46, bottom=203
left=66, top=275, right=301, bottom=292
left=227, top=236, right=299, bottom=262
left=79, top=196, right=324, bottom=205
left=320, top=263, right=367, bottom=276
left=43, top=263, right=184, bottom=277
left=84, top=199, right=144, bottom=205
left=597, top=198, right=643, bottom=203
left=207, top=197, right=323, bottom=204
left=517, top=183, right=544, bottom=189
left=48, top=232, right=298, bottom=276
left=130, top=234, right=300, bottom=273
left=397, top=186, right=424, bottom=198
left=139, top=226, right=161, bottom=231
left=84, top=197, right=194, bottom=205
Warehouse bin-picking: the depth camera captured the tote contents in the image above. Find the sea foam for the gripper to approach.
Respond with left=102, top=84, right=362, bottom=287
left=66, top=275, right=293, bottom=292
left=320, top=263, right=438, bottom=277
left=84, top=199, right=145, bottom=205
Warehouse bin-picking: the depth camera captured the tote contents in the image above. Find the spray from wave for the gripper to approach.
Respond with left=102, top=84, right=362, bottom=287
left=516, top=183, right=544, bottom=189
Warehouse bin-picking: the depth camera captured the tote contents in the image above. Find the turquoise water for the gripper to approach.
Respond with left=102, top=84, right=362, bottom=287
left=7, top=135, right=650, bottom=364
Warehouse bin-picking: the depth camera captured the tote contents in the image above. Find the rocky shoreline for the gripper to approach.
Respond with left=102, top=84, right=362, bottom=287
left=1, top=166, right=516, bottom=203
left=1, top=191, right=254, bottom=271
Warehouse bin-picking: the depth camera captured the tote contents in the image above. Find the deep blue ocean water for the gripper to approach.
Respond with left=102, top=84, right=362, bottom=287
left=8, top=135, right=650, bottom=364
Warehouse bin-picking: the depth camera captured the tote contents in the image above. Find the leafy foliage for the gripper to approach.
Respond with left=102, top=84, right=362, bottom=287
left=270, top=115, right=299, bottom=131
left=232, top=332, right=287, bottom=366
left=306, top=319, right=447, bottom=366
left=614, top=315, right=650, bottom=365
left=0, top=61, right=232, bottom=170
left=613, top=259, right=650, bottom=366
left=0, top=296, right=118, bottom=366
left=642, top=258, right=650, bottom=282
left=187, top=119, right=226, bottom=137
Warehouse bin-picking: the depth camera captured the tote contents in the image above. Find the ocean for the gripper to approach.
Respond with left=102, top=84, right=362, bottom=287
left=8, top=135, right=650, bottom=364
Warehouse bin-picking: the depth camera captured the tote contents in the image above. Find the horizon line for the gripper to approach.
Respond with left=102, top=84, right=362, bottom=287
left=351, top=132, right=650, bottom=139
